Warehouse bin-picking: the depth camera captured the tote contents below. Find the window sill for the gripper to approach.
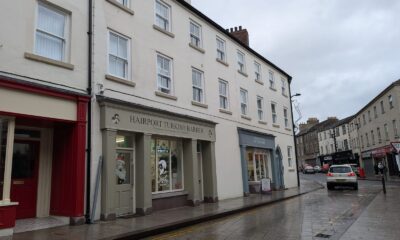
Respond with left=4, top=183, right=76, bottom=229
left=191, top=101, right=208, bottom=109
left=216, top=58, right=229, bottom=67
left=106, top=0, right=135, bottom=15
left=153, top=24, right=175, bottom=38
left=285, top=128, right=292, bottom=131
left=189, top=43, right=205, bottom=54
left=269, top=87, right=277, bottom=92
left=282, top=93, right=289, bottom=98
left=258, top=120, right=267, bottom=125
left=105, top=74, right=136, bottom=87
left=24, top=52, right=74, bottom=70
left=219, top=109, right=232, bottom=115
left=288, top=168, right=296, bottom=172
left=272, top=124, right=280, bottom=128
left=238, top=70, right=248, bottom=78
left=152, top=191, right=188, bottom=200
left=155, top=91, right=177, bottom=100
left=241, top=115, right=251, bottom=121
left=255, top=79, right=264, bottom=85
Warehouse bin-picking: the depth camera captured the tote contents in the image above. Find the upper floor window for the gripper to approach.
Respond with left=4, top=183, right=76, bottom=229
left=240, top=89, right=248, bottom=115
left=371, top=130, right=375, bottom=145
left=156, top=54, right=172, bottom=94
left=155, top=0, right=171, bottom=32
left=281, top=78, right=286, bottom=95
left=219, top=80, right=229, bottom=110
left=284, top=108, right=289, bottom=128
left=389, top=95, right=394, bottom=109
left=380, top=100, right=385, bottom=114
left=216, top=38, right=226, bottom=62
left=374, top=106, right=378, bottom=118
left=35, top=3, right=68, bottom=61
left=269, top=71, right=275, bottom=89
left=342, top=125, right=346, bottom=134
left=254, top=62, right=261, bottom=82
left=108, top=31, right=129, bottom=79
left=393, top=119, right=398, bottom=138
left=257, top=96, right=264, bottom=121
left=192, top=68, right=204, bottom=103
left=384, top=124, right=389, bottom=140
left=363, top=114, right=366, bottom=125
left=190, top=21, right=202, bottom=48
left=377, top=127, right=382, bottom=143
left=271, top=103, right=277, bottom=124
left=237, top=51, right=246, bottom=73
left=116, top=0, right=129, bottom=6
left=368, top=110, right=371, bottom=122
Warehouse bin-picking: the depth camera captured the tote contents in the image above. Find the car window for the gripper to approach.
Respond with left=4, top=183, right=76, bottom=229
left=330, top=167, right=352, bottom=173
left=351, top=166, right=357, bottom=171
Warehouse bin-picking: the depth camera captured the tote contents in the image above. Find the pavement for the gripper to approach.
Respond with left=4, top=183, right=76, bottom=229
left=5, top=179, right=323, bottom=240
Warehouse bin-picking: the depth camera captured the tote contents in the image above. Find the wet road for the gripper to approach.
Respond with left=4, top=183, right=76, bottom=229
left=146, top=174, right=384, bottom=240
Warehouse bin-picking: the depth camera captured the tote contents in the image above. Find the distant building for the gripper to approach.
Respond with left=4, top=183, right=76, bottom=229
left=296, top=117, right=338, bottom=167
left=349, top=80, right=400, bottom=179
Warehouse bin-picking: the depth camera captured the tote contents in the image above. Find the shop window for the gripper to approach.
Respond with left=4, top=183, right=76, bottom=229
left=247, top=150, right=268, bottom=181
left=0, top=119, right=9, bottom=200
left=115, top=135, right=133, bottom=185
left=151, top=138, right=183, bottom=193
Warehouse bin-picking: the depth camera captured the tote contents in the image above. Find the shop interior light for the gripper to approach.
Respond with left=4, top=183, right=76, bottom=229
left=116, top=136, right=125, bottom=143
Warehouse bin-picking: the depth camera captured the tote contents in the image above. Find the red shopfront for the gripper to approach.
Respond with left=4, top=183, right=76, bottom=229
left=0, top=77, right=88, bottom=235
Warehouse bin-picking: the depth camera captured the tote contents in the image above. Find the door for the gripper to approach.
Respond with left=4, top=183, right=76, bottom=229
left=10, top=141, right=40, bottom=219
left=115, top=149, right=134, bottom=216
left=197, top=143, right=204, bottom=202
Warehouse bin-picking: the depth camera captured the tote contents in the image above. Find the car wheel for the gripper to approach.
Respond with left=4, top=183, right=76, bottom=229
left=327, top=183, right=334, bottom=190
left=354, top=183, right=358, bottom=190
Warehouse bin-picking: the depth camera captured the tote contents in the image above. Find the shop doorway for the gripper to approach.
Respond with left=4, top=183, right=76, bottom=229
left=115, top=148, right=135, bottom=216
left=10, top=140, right=40, bottom=219
left=197, top=143, right=204, bottom=201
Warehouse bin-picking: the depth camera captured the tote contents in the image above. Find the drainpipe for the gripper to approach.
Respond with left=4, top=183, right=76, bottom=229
left=288, top=78, right=300, bottom=187
left=85, top=0, right=93, bottom=224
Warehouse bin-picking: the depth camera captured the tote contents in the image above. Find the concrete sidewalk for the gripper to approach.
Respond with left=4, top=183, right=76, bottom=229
left=5, top=180, right=323, bottom=240
left=340, top=185, right=400, bottom=240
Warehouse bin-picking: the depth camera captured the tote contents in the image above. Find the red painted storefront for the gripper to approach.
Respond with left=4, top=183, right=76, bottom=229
left=0, top=77, right=89, bottom=230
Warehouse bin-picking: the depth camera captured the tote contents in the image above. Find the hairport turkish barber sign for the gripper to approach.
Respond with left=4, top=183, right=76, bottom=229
left=391, top=142, right=400, bottom=153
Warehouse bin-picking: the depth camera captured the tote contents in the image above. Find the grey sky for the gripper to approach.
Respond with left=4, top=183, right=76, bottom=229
left=191, top=0, right=400, bottom=125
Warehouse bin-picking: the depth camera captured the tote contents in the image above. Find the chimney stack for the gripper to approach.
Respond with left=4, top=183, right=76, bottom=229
left=228, top=26, right=249, bottom=46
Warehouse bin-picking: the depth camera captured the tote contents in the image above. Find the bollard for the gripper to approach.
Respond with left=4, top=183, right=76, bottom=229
left=381, top=175, right=386, bottom=194
left=378, top=162, right=387, bottom=194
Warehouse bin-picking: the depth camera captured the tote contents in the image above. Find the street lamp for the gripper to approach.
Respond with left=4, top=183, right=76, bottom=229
left=290, top=92, right=301, bottom=187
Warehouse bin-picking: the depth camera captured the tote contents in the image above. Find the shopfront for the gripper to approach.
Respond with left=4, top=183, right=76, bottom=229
left=98, top=97, right=217, bottom=220
left=361, top=151, right=374, bottom=177
left=372, top=146, right=399, bottom=177
left=238, top=128, right=283, bottom=195
left=0, top=78, right=88, bottom=236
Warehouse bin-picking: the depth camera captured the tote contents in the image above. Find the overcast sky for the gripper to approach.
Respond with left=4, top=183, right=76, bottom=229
left=192, top=0, right=400, bottom=125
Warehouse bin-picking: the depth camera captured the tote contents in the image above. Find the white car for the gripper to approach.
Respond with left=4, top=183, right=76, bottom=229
left=327, top=165, right=358, bottom=190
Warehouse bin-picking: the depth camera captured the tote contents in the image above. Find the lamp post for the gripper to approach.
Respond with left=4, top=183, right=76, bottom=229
left=290, top=92, right=301, bottom=187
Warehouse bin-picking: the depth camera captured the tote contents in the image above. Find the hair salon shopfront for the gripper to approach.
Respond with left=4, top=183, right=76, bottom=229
left=0, top=77, right=88, bottom=236
left=98, top=97, right=218, bottom=220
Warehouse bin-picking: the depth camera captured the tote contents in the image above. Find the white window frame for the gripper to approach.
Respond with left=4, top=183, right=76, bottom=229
left=254, top=62, right=261, bottom=81
left=269, top=71, right=275, bottom=89
left=257, top=96, right=264, bottom=121
left=116, top=0, right=130, bottom=7
left=156, top=53, right=173, bottom=94
left=192, top=68, right=205, bottom=103
left=107, top=30, right=130, bottom=80
left=237, top=51, right=246, bottom=73
left=155, top=0, right=171, bottom=32
left=284, top=108, right=289, bottom=128
left=271, top=102, right=277, bottom=124
left=35, top=2, right=69, bottom=62
left=281, top=77, right=286, bottom=95
left=389, top=95, right=394, bottom=109
left=240, top=88, right=248, bottom=116
left=189, top=20, right=202, bottom=48
left=287, top=146, right=293, bottom=168
left=216, top=37, right=226, bottom=62
left=218, top=79, right=229, bottom=110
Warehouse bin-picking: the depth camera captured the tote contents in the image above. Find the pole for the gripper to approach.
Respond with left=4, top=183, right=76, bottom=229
left=381, top=174, right=386, bottom=194
left=288, top=81, right=300, bottom=187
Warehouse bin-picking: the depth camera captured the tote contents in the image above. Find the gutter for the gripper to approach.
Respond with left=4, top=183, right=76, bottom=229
left=85, top=0, right=93, bottom=224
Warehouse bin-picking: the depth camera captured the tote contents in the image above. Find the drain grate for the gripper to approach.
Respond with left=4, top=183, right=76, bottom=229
left=315, top=233, right=331, bottom=238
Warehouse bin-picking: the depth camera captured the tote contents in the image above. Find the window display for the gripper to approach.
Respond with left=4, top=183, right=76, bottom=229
left=115, top=134, right=133, bottom=185
left=247, top=149, right=269, bottom=182
left=151, top=138, right=183, bottom=193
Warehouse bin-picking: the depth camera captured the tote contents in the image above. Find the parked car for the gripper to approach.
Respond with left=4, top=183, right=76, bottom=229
left=303, top=165, right=315, bottom=174
left=314, top=165, right=321, bottom=173
left=321, top=163, right=330, bottom=173
left=327, top=165, right=358, bottom=190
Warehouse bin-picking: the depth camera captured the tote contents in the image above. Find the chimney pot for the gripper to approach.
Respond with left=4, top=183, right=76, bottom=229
left=230, top=28, right=233, bottom=32
left=239, top=26, right=242, bottom=30
left=234, top=27, right=238, bottom=31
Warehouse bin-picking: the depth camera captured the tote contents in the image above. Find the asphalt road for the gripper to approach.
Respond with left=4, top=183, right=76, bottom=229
left=146, top=174, right=385, bottom=240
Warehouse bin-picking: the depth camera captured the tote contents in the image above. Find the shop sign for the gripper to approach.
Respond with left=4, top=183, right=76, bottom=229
left=102, top=105, right=216, bottom=141
left=391, top=142, right=400, bottom=153
left=324, top=156, right=333, bottom=161
left=361, top=151, right=372, bottom=158
left=261, top=178, right=271, bottom=192
left=372, top=146, right=392, bottom=158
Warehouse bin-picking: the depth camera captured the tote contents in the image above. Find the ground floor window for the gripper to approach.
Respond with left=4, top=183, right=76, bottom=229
left=247, top=149, right=269, bottom=181
left=151, top=138, right=183, bottom=193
